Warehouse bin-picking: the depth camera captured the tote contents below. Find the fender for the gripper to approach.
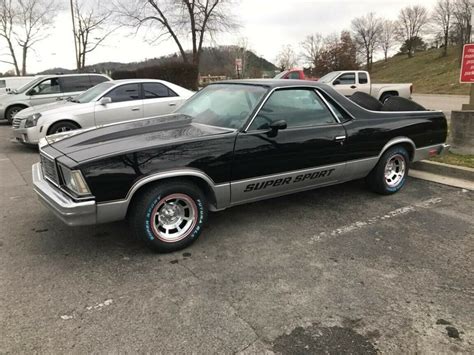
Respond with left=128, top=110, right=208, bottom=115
left=95, top=168, right=231, bottom=224
left=378, top=137, right=416, bottom=161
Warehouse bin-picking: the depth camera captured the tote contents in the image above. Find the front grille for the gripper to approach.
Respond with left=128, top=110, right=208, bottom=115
left=40, top=154, right=60, bottom=185
left=12, top=117, right=22, bottom=129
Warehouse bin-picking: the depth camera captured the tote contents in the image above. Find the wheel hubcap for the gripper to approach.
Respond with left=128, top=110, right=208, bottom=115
left=150, top=193, right=198, bottom=243
left=55, top=126, right=71, bottom=133
left=384, top=154, right=406, bottom=187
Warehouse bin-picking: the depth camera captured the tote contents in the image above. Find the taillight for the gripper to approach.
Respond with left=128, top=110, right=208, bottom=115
left=410, top=85, right=413, bottom=94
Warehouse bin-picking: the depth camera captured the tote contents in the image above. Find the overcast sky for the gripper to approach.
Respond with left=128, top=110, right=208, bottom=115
left=0, top=0, right=439, bottom=74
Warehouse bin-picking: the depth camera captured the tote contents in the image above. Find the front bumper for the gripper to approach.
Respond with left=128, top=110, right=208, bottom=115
left=12, top=124, right=39, bottom=145
left=32, top=163, right=97, bottom=226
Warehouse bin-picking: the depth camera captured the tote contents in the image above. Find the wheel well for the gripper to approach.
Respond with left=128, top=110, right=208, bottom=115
left=380, top=91, right=399, bottom=101
left=127, top=176, right=218, bottom=216
left=383, top=142, right=415, bottom=161
left=6, top=104, right=28, bottom=113
left=46, top=120, right=81, bottom=135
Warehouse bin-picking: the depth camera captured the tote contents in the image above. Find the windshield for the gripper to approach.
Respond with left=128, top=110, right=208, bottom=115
left=274, top=70, right=289, bottom=79
left=74, top=82, right=114, bottom=103
left=12, top=77, right=44, bottom=94
left=176, top=84, right=268, bottom=129
left=318, top=72, right=340, bottom=84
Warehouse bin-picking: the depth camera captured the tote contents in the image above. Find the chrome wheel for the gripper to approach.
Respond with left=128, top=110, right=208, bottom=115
left=150, top=193, right=198, bottom=243
left=54, top=126, right=72, bottom=133
left=384, top=154, right=406, bottom=187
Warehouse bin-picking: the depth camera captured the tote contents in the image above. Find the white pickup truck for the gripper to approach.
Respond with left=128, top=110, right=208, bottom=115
left=318, top=70, right=412, bottom=102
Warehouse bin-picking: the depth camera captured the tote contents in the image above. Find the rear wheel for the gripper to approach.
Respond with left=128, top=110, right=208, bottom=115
left=129, top=181, right=208, bottom=252
left=366, top=146, right=409, bottom=195
left=47, top=121, right=80, bottom=135
left=380, top=93, right=396, bottom=103
left=5, top=105, right=26, bottom=124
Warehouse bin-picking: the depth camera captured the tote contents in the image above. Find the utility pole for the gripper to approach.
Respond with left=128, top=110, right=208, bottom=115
left=69, top=0, right=79, bottom=70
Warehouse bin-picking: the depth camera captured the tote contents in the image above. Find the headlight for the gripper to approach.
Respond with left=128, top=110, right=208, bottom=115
left=59, top=165, right=91, bottom=196
left=24, top=113, right=42, bottom=128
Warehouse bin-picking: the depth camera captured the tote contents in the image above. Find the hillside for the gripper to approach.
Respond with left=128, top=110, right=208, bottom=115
left=371, top=46, right=469, bottom=95
left=38, top=46, right=277, bottom=78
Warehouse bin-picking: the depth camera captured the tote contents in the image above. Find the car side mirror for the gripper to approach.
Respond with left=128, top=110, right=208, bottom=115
left=99, top=97, right=112, bottom=105
left=333, top=80, right=341, bottom=85
left=267, top=120, right=287, bottom=137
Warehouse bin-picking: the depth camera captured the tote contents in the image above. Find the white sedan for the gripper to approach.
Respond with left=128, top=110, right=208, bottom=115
left=12, top=79, right=194, bottom=145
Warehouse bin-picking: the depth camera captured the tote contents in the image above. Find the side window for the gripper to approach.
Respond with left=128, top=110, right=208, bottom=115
left=336, top=73, right=355, bottom=85
left=143, top=83, right=177, bottom=99
left=319, top=90, right=352, bottom=122
left=358, top=72, right=368, bottom=84
left=60, top=76, right=92, bottom=93
left=288, top=72, right=300, bottom=79
left=29, top=78, right=61, bottom=95
left=0, top=80, right=5, bottom=88
left=89, top=75, right=108, bottom=86
left=249, top=89, right=336, bottom=130
left=106, top=84, right=140, bottom=103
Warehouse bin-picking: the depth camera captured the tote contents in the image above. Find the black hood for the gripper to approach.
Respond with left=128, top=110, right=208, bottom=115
left=47, top=114, right=235, bottom=163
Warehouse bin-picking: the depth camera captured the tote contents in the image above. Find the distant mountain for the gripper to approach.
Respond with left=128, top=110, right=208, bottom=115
left=37, top=46, right=277, bottom=78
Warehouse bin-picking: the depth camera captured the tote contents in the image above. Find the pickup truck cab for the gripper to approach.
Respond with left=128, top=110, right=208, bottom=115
left=318, top=70, right=412, bottom=102
left=274, top=69, right=318, bottom=81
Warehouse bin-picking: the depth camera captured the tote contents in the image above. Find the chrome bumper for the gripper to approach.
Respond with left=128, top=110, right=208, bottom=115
left=32, top=163, right=97, bottom=226
left=413, top=143, right=450, bottom=162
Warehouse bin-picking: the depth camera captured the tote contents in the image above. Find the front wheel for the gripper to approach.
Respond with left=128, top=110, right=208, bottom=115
left=129, top=181, right=208, bottom=252
left=47, top=121, right=80, bottom=135
left=366, top=146, right=409, bottom=195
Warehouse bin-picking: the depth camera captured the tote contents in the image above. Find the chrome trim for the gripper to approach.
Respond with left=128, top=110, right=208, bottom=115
left=378, top=137, right=416, bottom=160
left=32, top=163, right=97, bottom=226
left=313, top=89, right=341, bottom=123
left=335, top=135, right=346, bottom=141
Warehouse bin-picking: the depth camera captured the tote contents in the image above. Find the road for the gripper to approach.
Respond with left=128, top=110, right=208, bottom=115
left=412, top=94, right=469, bottom=120
left=1, top=122, right=473, bottom=354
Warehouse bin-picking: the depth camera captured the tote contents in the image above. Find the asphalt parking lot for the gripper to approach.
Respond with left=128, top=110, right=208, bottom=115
left=1, top=121, right=473, bottom=353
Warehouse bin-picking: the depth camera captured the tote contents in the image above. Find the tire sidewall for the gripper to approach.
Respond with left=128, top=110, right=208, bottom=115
left=380, top=147, right=409, bottom=193
left=6, top=106, right=23, bottom=123
left=48, top=121, right=79, bottom=135
left=137, top=183, right=207, bottom=252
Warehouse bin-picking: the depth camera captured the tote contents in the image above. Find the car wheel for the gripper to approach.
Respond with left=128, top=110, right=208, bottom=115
left=366, top=146, right=409, bottom=195
left=47, top=121, right=80, bottom=135
left=129, top=181, right=208, bottom=253
left=5, top=105, right=26, bottom=124
left=380, top=93, right=395, bottom=103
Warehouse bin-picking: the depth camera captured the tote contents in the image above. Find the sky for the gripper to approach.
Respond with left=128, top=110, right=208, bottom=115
left=0, top=0, right=439, bottom=74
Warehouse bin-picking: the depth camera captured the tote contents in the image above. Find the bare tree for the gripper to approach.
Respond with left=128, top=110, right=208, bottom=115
left=396, top=5, right=429, bottom=58
left=276, top=44, right=297, bottom=70
left=15, top=0, right=59, bottom=75
left=300, top=33, right=323, bottom=69
left=114, top=0, right=237, bottom=75
left=452, top=0, right=472, bottom=50
left=72, top=0, right=117, bottom=70
left=432, top=0, right=456, bottom=57
left=380, top=20, right=397, bottom=61
left=0, top=0, right=20, bottom=75
left=351, top=12, right=382, bottom=71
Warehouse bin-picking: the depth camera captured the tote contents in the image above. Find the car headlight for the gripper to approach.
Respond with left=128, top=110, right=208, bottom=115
left=59, top=165, right=91, bottom=196
left=24, top=113, right=42, bottom=128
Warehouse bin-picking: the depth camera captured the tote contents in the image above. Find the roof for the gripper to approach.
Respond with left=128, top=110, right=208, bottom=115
left=111, top=78, right=169, bottom=84
left=213, top=79, right=325, bottom=88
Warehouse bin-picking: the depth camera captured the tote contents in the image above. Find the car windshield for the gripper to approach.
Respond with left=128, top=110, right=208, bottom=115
left=74, top=82, right=115, bottom=103
left=12, top=77, right=44, bottom=94
left=318, top=72, right=340, bottom=84
left=176, top=84, right=268, bottom=129
left=274, top=70, right=289, bottom=79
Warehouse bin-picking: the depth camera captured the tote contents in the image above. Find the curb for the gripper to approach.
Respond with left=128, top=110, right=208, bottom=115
left=411, top=160, right=474, bottom=181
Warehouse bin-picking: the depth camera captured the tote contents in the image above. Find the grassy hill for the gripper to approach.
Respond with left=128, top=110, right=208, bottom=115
left=371, top=47, right=469, bottom=95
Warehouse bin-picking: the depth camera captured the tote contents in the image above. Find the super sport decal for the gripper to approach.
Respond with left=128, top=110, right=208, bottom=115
left=244, top=169, right=336, bottom=192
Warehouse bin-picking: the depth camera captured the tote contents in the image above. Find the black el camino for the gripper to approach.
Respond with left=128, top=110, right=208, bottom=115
left=33, top=80, right=449, bottom=252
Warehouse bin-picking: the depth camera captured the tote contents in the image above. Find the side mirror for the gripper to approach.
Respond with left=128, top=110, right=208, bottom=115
left=333, top=80, right=341, bottom=85
left=267, top=120, right=287, bottom=137
left=99, top=96, right=112, bottom=105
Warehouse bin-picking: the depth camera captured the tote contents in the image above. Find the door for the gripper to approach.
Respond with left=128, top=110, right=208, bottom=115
left=356, top=72, right=371, bottom=94
left=231, top=88, right=347, bottom=205
left=59, top=75, right=96, bottom=99
left=26, top=77, right=64, bottom=106
left=332, top=72, right=357, bottom=96
left=94, top=83, right=143, bottom=126
left=142, top=82, right=183, bottom=117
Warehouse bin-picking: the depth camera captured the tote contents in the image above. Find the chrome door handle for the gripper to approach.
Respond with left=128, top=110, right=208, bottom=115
left=334, top=135, right=346, bottom=142
left=131, top=108, right=140, bottom=111
left=168, top=103, right=177, bottom=107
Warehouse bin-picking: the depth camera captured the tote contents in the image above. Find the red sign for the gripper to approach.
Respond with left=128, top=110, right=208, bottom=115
left=460, top=44, right=474, bottom=83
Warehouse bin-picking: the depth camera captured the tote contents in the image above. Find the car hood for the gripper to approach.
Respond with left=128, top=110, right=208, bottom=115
left=47, top=114, right=235, bottom=163
left=18, top=101, right=86, bottom=118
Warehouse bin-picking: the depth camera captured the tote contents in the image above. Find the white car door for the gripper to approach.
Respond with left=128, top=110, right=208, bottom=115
left=142, top=82, right=185, bottom=118
left=94, top=83, right=143, bottom=126
left=356, top=72, right=371, bottom=95
left=27, top=78, right=66, bottom=107
left=332, top=72, right=358, bottom=96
